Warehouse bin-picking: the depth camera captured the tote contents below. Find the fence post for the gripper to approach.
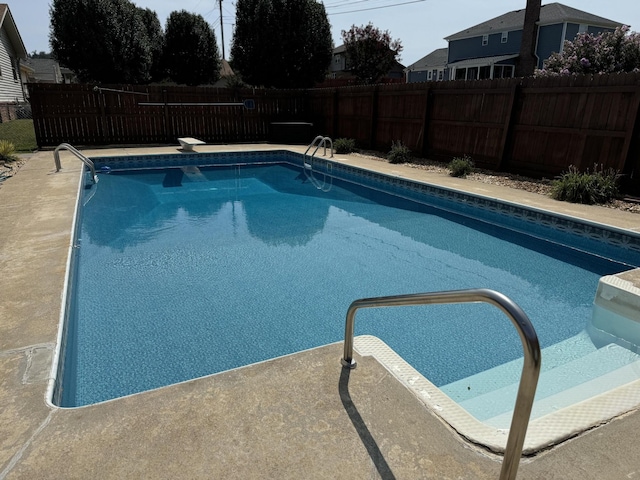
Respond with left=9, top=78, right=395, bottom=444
left=620, top=87, right=640, bottom=177
left=162, top=89, right=170, bottom=143
left=419, top=86, right=432, bottom=156
left=98, top=88, right=107, bottom=143
left=332, top=88, right=339, bottom=138
left=498, top=82, right=521, bottom=171
left=369, top=85, right=379, bottom=149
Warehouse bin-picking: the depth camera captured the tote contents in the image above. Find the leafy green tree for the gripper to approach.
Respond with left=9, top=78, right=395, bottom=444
left=536, top=26, right=640, bottom=76
left=230, top=0, right=332, bottom=88
left=50, top=0, right=155, bottom=83
left=163, top=10, right=221, bottom=86
left=138, top=7, right=165, bottom=82
left=341, top=23, right=402, bottom=84
left=29, top=51, right=52, bottom=59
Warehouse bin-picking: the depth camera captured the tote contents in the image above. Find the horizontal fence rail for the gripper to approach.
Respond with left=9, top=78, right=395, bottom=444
left=27, top=73, right=640, bottom=183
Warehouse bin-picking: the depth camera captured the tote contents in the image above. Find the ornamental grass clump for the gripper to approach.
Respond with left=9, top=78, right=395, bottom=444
left=387, top=140, right=411, bottom=164
left=551, top=165, right=619, bottom=205
left=448, top=155, right=474, bottom=177
left=333, top=138, right=357, bottom=154
left=0, top=140, right=18, bottom=164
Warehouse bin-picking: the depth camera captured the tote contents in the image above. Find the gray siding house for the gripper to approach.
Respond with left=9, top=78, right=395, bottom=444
left=408, top=3, right=621, bottom=82
left=405, top=48, right=448, bottom=83
left=0, top=4, right=28, bottom=121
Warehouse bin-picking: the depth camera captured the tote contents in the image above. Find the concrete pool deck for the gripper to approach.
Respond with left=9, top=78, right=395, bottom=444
left=1, top=144, right=639, bottom=479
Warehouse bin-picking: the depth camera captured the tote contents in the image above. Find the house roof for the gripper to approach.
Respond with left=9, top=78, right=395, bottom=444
left=219, top=59, right=234, bottom=77
left=445, top=2, right=621, bottom=41
left=406, top=48, right=448, bottom=71
left=23, top=58, right=62, bottom=83
left=0, top=4, right=28, bottom=59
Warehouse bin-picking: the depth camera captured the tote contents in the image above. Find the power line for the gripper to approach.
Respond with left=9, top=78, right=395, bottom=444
left=324, top=0, right=390, bottom=8
left=327, top=0, right=427, bottom=15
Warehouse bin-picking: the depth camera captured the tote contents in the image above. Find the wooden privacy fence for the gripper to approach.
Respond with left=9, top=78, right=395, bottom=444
left=28, top=73, right=640, bottom=181
left=28, top=84, right=309, bottom=146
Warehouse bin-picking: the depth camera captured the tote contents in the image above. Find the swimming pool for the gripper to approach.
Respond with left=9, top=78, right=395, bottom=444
left=53, top=150, right=640, bottom=449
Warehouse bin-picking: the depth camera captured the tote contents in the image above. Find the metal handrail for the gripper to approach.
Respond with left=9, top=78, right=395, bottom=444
left=302, top=136, right=333, bottom=191
left=54, top=143, right=99, bottom=184
left=341, top=288, right=541, bottom=480
left=304, top=135, right=334, bottom=159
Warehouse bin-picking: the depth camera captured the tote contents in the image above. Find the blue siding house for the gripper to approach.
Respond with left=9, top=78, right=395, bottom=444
left=407, top=3, right=621, bottom=82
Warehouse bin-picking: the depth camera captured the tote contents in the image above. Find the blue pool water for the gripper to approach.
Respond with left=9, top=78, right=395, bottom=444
left=58, top=160, right=636, bottom=408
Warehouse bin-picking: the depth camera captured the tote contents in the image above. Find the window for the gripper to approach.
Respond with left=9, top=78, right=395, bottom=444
left=482, top=34, right=488, bottom=46
left=501, top=31, right=508, bottom=43
left=11, top=58, right=18, bottom=81
left=432, top=69, right=437, bottom=80
left=494, top=65, right=515, bottom=79
left=438, top=70, right=443, bottom=81
left=427, top=71, right=432, bottom=80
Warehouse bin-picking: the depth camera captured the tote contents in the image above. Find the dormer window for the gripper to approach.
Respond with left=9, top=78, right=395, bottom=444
left=482, top=34, right=489, bottom=46
left=501, top=31, right=508, bottom=43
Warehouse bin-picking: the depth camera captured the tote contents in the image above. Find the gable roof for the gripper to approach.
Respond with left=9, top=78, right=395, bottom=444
left=23, top=58, right=62, bottom=82
left=406, top=48, right=448, bottom=71
left=445, top=2, right=621, bottom=41
left=0, top=4, right=28, bottom=59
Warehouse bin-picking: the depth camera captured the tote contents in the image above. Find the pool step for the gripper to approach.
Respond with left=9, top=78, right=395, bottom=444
left=441, top=331, right=597, bottom=403
left=484, top=359, right=640, bottom=428
left=453, top=342, right=640, bottom=425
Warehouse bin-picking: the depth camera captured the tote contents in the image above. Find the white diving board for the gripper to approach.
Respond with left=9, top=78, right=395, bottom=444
left=178, top=137, right=206, bottom=151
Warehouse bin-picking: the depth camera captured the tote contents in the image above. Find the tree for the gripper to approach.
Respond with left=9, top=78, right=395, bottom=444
left=341, top=23, right=402, bottom=85
left=230, top=0, right=332, bottom=88
left=29, top=51, right=52, bottom=59
left=138, top=7, right=165, bottom=82
left=163, top=10, right=221, bottom=86
left=536, top=26, right=640, bottom=76
left=50, top=0, right=155, bottom=83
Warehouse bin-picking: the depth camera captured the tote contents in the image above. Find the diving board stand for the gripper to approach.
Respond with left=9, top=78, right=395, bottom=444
left=178, top=137, right=206, bottom=151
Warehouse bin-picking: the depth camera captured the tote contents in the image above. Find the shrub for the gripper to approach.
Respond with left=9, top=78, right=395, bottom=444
left=551, top=165, right=619, bottom=204
left=448, top=155, right=474, bottom=177
left=0, top=140, right=18, bottom=163
left=387, top=140, right=411, bottom=164
left=333, top=138, right=357, bottom=154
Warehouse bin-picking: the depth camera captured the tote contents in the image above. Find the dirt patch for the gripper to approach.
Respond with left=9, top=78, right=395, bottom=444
left=353, top=151, right=640, bottom=215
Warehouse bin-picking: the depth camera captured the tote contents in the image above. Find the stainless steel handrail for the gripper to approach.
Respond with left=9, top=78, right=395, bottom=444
left=304, top=135, right=325, bottom=157
left=341, top=288, right=541, bottom=480
left=303, top=136, right=333, bottom=191
left=304, top=135, right=334, bottom=159
left=54, top=143, right=99, bottom=184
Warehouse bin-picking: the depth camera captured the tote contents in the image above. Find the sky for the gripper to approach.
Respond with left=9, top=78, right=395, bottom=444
left=8, top=0, right=640, bottom=68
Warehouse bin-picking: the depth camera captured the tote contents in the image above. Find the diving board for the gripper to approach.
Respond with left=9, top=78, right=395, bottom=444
left=178, top=137, right=206, bottom=151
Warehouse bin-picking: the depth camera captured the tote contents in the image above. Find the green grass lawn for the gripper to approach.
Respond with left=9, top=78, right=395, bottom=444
left=0, top=119, right=37, bottom=152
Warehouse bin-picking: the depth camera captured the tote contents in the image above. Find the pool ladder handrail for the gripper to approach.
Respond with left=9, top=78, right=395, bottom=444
left=303, top=136, right=333, bottom=191
left=304, top=135, right=334, bottom=159
left=54, top=143, right=99, bottom=184
left=341, top=288, right=541, bottom=480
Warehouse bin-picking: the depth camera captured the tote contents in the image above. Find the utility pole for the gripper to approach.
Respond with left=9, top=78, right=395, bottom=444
left=516, top=0, right=541, bottom=77
left=219, top=0, right=225, bottom=60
